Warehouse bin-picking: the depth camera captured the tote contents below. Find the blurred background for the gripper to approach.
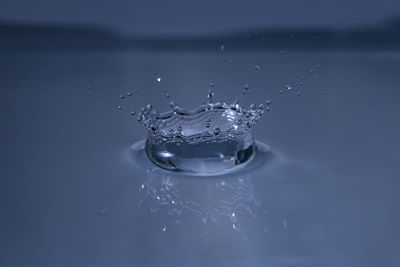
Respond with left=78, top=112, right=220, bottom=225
left=1, top=1, right=400, bottom=267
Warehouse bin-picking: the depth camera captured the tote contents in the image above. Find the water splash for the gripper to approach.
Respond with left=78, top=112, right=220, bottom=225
left=136, top=90, right=266, bottom=175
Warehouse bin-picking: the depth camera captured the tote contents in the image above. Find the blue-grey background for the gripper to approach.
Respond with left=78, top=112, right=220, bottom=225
left=1, top=1, right=400, bottom=266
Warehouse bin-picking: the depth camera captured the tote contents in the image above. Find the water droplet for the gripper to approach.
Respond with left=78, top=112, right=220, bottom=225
left=117, top=105, right=123, bottom=110
left=207, top=89, right=214, bottom=102
left=281, top=50, right=286, bottom=55
left=162, top=226, right=167, bottom=232
left=279, top=90, right=284, bottom=94
left=209, top=83, right=215, bottom=87
left=127, top=92, right=133, bottom=96
left=131, top=111, right=136, bottom=116
left=214, top=127, right=221, bottom=135
left=156, top=77, right=161, bottom=83
left=146, top=104, right=152, bottom=111
left=254, top=65, right=261, bottom=70
left=244, top=84, right=250, bottom=90
left=120, top=94, right=125, bottom=100
left=163, top=89, right=170, bottom=98
left=220, top=45, right=225, bottom=51
left=283, top=219, right=288, bottom=228
left=153, top=71, right=158, bottom=75
left=296, top=91, right=302, bottom=96
left=286, top=84, right=291, bottom=90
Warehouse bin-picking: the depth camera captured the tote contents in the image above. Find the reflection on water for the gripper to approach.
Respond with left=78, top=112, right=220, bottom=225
left=137, top=170, right=260, bottom=231
left=130, top=140, right=279, bottom=232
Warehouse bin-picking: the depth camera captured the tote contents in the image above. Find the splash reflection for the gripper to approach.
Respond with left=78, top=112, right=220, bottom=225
left=131, top=140, right=277, bottom=232
left=136, top=170, right=262, bottom=231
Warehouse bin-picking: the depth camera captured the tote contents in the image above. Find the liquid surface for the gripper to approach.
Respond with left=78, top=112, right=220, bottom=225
left=2, top=50, right=400, bottom=267
left=139, top=100, right=265, bottom=174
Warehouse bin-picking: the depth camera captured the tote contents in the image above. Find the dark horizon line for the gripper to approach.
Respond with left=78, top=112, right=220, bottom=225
left=1, top=19, right=400, bottom=52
